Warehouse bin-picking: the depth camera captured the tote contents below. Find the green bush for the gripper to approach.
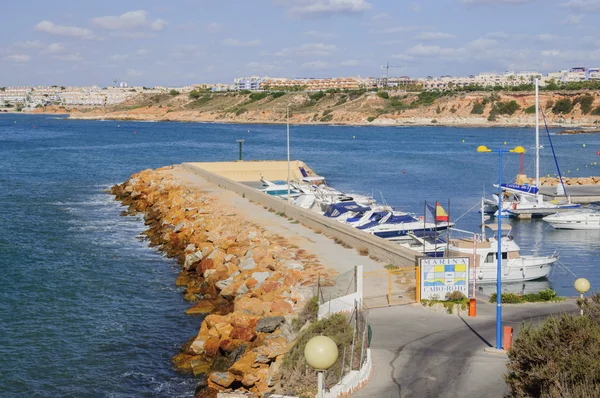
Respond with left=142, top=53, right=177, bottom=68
left=335, top=96, right=347, bottom=106
left=281, top=313, right=363, bottom=397
left=377, top=91, right=389, bottom=99
left=506, top=314, right=600, bottom=397
left=574, top=94, right=595, bottom=114
left=291, top=296, right=319, bottom=331
left=271, top=91, right=285, bottom=99
left=524, top=105, right=536, bottom=114
left=320, top=114, right=333, bottom=122
left=249, top=92, right=269, bottom=102
left=235, top=107, right=248, bottom=116
left=445, top=291, right=466, bottom=301
left=367, top=116, right=377, bottom=122
left=545, top=100, right=554, bottom=110
left=489, top=292, right=521, bottom=303
left=592, top=106, right=600, bottom=116
left=238, top=89, right=252, bottom=95
left=494, top=100, right=521, bottom=115
left=471, top=102, right=485, bottom=114
left=189, top=90, right=200, bottom=99
left=552, top=98, right=574, bottom=114
left=169, top=89, right=180, bottom=96
left=309, top=91, right=326, bottom=102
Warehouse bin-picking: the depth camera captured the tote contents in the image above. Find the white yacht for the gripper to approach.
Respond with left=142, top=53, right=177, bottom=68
left=543, top=210, right=600, bottom=230
left=447, top=224, right=557, bottom=284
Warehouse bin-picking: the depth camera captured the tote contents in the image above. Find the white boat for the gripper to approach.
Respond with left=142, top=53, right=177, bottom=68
left=543, top=210, right=600, bottom=230
left=485, top=79, right=580, bottom=218
left=395, top=232, right=446, bottom=257
left=260, top=179, right=302, bottom=199
left=448, top=224, right=557, bottom=284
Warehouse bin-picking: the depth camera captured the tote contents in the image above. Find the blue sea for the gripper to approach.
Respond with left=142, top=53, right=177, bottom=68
left=1, top=114, right=600, bottom=396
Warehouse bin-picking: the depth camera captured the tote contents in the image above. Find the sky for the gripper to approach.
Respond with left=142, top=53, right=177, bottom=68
left=1, top=0, right=599, bottom=87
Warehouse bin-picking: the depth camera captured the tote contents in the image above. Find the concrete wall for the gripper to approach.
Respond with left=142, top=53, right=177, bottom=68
left=325, top=349, right=372, bottom=398
left=182, top=163, right=419, bottom=267
left=187, top=160, right=313, bottom=182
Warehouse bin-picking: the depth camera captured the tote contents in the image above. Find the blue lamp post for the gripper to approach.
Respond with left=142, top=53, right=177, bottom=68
left=477, top=144, right=525, bottom=350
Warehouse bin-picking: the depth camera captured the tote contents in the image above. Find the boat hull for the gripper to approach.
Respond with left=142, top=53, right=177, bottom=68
left=472, top=255, right=557, bottom=284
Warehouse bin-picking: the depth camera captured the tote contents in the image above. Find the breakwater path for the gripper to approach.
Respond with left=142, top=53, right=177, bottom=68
left=113, top=164, right=387, bottom=396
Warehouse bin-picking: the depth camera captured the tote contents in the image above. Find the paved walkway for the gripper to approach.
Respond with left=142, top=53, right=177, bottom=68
left=355, top=300, right=578, bottom=398
left=170, top=166, right=389, bottom=297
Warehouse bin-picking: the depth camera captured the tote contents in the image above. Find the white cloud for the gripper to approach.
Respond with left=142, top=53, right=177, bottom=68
left=462, top=0, right=535, bottom=4
left=221, top=38, right=262, bottom=47
left=92, top=10, right=148, bottom=30
left=468, top=38, right=498, bottom=50
left=3, top=54, right=31, bottom=62
left=485, top=31, right=509, bottom=39
left=41, top=43, right=66, bottom=55
left=564, top=14, right=583, bottom=24
left=561, top=0, right=600, bottom=11
left=12, top=40, right=44, bottom=50
left=54, top=53, right=83, bottom=62
left=534, top=34, right=558, bottom=41
left=92, top=10, right=167, bottom=32
left=127, top=68, right=144, bottom=77
left=370, top=12, right=392, bottom=21
left=204, top=22, right=224, bottom=33
left=407, top=44, right=467, bottom=58
left=109, top=48, right=149, bottom=61
left=34, top=20, right=94, bottom=39
left=246, top=61, right=280, bottom=72
left=414, top=32, right=456, bottom=40
left=301, top=60, right=333, bottom=69
left=275, top=42, right=337, bottom=56
left=411, top=3, right=422, bottom=11
left=278, top=0, right=372, bottom=17
left=151, top=19, right=168, bottom=31
left=392, top=54, right=415, bottom=61
left=376, top=26, right=419, bottom=34
left=304, top=30, right=337, bottom=39
left=340, top=59, right=361, bottom=66
left=541, top=49, right=561, bottom=56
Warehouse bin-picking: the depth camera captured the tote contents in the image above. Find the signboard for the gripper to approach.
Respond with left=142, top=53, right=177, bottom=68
left=420, top=257, right=470, bottom=300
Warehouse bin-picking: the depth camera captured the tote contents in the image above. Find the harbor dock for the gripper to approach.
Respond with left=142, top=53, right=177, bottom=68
left=540, top=185, right=600, bottom=204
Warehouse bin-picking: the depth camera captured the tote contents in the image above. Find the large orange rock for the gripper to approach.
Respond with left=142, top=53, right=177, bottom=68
left=209, top=371, right=236, bottom=388
left=234, top=297, right=270, bottom=316
left=230, top=326, right=256, bottom=342
left=228, top=351, right=257, bottom=377
left=270, top=300, right=293, bottom=315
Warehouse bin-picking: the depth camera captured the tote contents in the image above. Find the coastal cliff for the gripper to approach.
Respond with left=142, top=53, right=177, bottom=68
left=40, top=90, right=600, bottom=127
left=111, top=166, right=335, bottom=397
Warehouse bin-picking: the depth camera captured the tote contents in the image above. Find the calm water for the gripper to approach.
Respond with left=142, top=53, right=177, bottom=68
left=1, top=114, right=600, bottom=396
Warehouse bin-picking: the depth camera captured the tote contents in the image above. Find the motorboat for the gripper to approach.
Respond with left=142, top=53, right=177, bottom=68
left=352, top=210, right=453, bottom=241
left=447, top=224, right=557, bottom=284
left=260, top=179, right=302, bottom=199
left=395, top=232, right=446, bottom=257
left=543, top=210, right=600, bottom=230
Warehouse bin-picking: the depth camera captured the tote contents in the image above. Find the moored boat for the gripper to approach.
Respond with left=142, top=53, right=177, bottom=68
left=543, top=210, right=600, bottom=230
left=447, top=224, right=557, bottom=284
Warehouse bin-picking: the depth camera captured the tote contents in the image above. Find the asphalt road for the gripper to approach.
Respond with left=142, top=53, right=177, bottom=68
left=354, top=300, right=578, bottom=398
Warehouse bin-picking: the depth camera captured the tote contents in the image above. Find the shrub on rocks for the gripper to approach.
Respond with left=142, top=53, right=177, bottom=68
left=506, top=309, right=600, bottom=397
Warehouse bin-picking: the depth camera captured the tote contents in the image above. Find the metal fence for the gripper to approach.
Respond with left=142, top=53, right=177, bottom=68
left=317, top=267, right=357, bottom=305
left=362, top=266, right=417, bottom=308
left=324, top=301, right=370, bottom=392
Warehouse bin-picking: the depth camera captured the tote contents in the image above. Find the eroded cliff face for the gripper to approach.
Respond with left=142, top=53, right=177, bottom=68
left=38, top=90, right=600, bottom=127
left=112, top=166, right=335, bottom=397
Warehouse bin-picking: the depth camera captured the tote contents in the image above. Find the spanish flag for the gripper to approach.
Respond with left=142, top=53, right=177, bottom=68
left=435, top=201, right=449, bottom=222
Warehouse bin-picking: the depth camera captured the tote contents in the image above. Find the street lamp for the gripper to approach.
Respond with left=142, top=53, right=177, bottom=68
left=304, top=336, right=339, bottom=398
left=477, top=144, right=525, bottom=351
left=574, top=277, right=590, bottom=316
left=286, top=103, right=291, bottom=203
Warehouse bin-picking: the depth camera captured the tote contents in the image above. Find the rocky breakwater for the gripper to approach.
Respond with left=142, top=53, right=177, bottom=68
left=531, top=176, right=600, bottom=186
left=111, top=166, right=335, bottom=397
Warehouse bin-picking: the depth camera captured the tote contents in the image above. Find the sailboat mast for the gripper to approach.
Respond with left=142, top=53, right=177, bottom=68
left=535, top=78, right=540, bottom=189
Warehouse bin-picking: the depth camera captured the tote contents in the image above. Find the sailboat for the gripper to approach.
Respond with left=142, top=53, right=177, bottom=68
left=487, top=78, right=581, bottom=218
